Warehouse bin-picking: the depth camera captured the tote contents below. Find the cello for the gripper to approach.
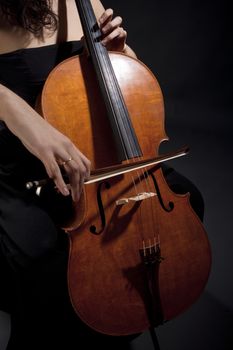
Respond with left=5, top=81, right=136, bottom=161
left=35, top=0, right=211, bottom=337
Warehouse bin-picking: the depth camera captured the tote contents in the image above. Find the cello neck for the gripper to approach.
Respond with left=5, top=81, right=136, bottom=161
left=74, top=0, right=142, bottom=161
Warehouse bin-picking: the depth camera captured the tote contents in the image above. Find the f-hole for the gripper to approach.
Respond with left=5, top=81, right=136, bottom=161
left=148, top=171, right=174, bottom=212
left=89, top=181, right=111, bottom=234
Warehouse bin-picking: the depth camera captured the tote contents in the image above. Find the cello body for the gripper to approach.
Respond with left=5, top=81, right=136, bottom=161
left=40, top=52, right=211, bottom=335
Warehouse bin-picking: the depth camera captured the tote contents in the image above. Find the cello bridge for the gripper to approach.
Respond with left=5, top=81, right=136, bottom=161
left=116, top=192, right=156, bottom=206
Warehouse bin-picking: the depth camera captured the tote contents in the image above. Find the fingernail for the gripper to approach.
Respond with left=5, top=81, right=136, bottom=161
left=72, top=194, right=80, bottom=203
left=63, top=187, right=70, bottom=196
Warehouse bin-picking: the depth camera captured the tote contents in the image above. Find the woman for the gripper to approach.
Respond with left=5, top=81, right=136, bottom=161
left=0, top=1, right=204, bottom=349
left=0, top=1, right=138, bottom=348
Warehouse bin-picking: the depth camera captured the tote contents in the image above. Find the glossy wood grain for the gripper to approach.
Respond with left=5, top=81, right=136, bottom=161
left=41, top=52, right=211, bottom=335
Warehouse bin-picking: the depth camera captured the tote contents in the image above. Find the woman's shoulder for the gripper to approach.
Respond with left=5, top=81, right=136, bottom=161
left=0, top=1, right=82, bottom=55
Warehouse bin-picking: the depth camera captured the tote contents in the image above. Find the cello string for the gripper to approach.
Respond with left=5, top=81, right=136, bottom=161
left=82, top=0, right=130, bottom=158
left=82, top=0, right=147, bottom=240
left=93, top=23, right=159, bottom=246
left=83, top=0, right=158, bottom=245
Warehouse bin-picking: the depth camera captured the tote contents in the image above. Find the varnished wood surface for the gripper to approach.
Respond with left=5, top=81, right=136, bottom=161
left=41, top=52, right=211, bottom=335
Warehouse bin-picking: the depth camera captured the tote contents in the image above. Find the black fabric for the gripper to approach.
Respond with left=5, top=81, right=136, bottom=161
left=0, top=41, right=83, bottom=258
left=0, top=41, right=83, bottom=107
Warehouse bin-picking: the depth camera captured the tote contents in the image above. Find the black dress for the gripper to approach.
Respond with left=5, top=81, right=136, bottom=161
left=0, top=41, right=204, bottom=350
left=0, top=41, right=85, bottom=264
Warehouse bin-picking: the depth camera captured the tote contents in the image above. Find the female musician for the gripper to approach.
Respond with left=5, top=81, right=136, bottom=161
left=0, top=1, right=204, bottom=349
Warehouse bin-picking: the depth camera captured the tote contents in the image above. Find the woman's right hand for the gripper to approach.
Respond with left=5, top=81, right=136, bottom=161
left=21, top=118, right=91, bottom=202
left=0, top=84, right=91, bottom=202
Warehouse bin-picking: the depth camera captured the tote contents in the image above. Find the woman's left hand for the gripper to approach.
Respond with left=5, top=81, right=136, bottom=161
left=98, top=8, right=127, bottom=52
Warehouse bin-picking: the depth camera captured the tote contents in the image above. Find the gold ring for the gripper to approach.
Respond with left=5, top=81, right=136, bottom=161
left=61, top=157, right=73, bottom=166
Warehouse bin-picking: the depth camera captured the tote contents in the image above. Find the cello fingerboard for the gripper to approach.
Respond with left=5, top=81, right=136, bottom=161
left=74, top=0, right=142, bottom=161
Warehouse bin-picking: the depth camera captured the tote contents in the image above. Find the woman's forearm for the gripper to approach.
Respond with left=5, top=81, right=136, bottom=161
left=0, top=84, right=44, bottom=134
left=0, top=83, right=91, bottom=201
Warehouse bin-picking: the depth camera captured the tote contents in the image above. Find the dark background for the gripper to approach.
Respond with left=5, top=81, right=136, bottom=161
left=0, top=0, right=232, bottom=349
left=103, top=0, right=233, bottom=349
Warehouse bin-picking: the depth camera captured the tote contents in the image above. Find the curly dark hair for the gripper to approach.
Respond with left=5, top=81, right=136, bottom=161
left=0, top=0, right=58, bottom=35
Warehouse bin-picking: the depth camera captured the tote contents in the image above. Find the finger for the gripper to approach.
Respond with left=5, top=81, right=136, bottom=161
left=73, top=170, right=85, bottom=203
left=44, top=158, right=70, bottom=196
left=63, top=159, right=86, bottom=202
left=100, top=16, right=123, bottom=36
left=101, top=27, right=126, bottom=47
left=67, top=147, right=91, bottom=180
left=77, top=151, right=91, bottom=179
left=55, top=144, right=91, bottom=186
left=66, top=168, right=80, bottom=202
left=55, top=148, right=87, bottom=174
left=98, top=8, right=113, bottom=25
